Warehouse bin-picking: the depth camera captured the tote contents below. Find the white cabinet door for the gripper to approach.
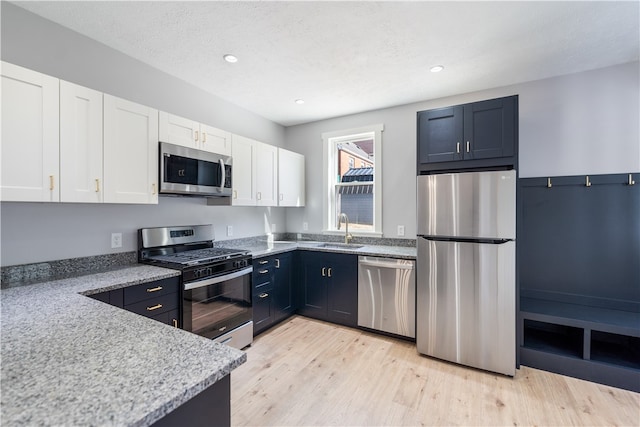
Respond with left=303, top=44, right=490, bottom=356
left=158, top=111, right=198, bottom=149
left=60, top=81, right=103, bottom=203
left=103, top=95, right=158, bottom=204
left=231, top=134, right=256, bottom=206
left=200, top=124, right=231, bottom=155
left=1, top=61, right=59, bottom=202
left=278, top=148, right=305, bottom=207
left=255, top=142, right=278, bottom=206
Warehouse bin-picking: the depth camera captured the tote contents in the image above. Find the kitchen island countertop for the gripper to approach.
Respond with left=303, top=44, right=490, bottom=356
left=0, top=265, right=246, bottom=427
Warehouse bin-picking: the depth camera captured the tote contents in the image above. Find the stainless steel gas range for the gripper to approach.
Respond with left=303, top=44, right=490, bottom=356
left=138, top=224, right=253, bottom=349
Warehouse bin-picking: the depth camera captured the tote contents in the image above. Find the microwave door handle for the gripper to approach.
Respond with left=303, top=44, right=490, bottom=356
left=219, top=159, right=226, bottom=192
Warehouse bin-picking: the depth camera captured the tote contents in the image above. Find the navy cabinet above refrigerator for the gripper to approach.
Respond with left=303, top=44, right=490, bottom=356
left=417, top=95, right=518, bottom=174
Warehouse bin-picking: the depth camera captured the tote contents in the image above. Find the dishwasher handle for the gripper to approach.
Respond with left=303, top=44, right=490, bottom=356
left=359, top=258, right=414, bottom=270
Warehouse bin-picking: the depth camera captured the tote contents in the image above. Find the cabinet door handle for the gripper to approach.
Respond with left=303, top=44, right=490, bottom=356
left=322, top=267, right=326, bottom=277
left=466, top=141, right=470, bottom=153
left=146, top=286, right=163, bottom=293
left=233, top=190, right=238, bottom=199
left=49, top=175, right=55, bottom=191
left=172, top=319, right=178, bottom=328
left=456, top=142, right=460, bottom=154
left=194, top=130, right=199, bottom=142
left=279, top=193, right=283, bottom=201
left=275, top=259, right=280, bottom=269
left=259, top=269, right=269, bottom=274
left=259, top=260, right=269, bottom=265
left=146, top=304, right=163, bottom=311
left=95, top=178, right=100, bottom=193
left=328, top=267, right=332, bottom=278
left=257, top=192, right=262, bottom=200
left=152, top=183, right=157, bottom=195
left=259, top=293, right=269, bottom=298
left=202, top=132, right=207, bottom=143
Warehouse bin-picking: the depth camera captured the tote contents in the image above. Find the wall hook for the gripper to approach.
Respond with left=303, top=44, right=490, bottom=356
left=547, top=177, right=552, bottom=188
left=629, top=174, right=635, bottom=186
left=585, top=175, right=591, bottom=187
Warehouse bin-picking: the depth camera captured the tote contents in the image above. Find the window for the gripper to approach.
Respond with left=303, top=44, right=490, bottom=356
left=322, top=124, right=383, bottom=236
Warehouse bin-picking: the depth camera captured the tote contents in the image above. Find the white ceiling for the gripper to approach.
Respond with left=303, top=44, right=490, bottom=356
left=12, top=1, right=640, bottom=127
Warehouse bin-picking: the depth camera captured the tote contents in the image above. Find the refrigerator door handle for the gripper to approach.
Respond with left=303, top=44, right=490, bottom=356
left=419, top=235, right=513, bottom=244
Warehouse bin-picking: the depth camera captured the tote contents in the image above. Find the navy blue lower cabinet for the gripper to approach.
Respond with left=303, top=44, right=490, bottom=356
left=252, top=253, right=296, bottom=335
left=88, top=277, right=180, bottom=328
left=298, top=251, right=358, bottom=327
left=272, top=252, right=296, bottom=322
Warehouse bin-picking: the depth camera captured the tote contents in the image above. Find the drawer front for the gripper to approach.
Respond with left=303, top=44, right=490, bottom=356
left=123, top=277, right=179, bottom=305
left=150, top=309, right=180, bottom=328
left=254, top=256, right=275, bottom=269
left=124, top=293, right=178, bottom=317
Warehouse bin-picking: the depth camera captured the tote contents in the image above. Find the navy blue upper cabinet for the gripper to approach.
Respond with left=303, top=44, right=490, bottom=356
left=417, top=95, right=518, bottom=173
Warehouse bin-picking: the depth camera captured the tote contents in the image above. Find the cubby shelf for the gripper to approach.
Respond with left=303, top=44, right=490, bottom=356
left=520, top=297, right=640, bottom=392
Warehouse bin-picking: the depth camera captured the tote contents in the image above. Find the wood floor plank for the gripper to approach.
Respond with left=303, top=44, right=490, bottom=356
left=231, top=316, right=640, bottom=426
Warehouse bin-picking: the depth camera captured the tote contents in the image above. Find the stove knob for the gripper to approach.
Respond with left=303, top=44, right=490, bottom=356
left=194, top=270, right=200, bottom=278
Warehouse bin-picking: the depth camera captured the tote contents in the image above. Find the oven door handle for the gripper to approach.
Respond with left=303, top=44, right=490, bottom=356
left=184, top=266, right=253, bottom=291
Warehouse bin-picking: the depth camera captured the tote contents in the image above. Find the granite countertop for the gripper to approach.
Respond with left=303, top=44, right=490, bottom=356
left=1, top=265, right=246, bottom=427
left=234, top=240, right=417, bottom=259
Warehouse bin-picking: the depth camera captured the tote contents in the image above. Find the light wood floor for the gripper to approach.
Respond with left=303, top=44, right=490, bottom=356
left=231, top=316, right=640, bottom=426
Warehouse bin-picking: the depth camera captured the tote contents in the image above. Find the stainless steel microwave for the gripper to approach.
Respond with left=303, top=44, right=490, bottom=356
left=159, top=142, right=232, bottom=197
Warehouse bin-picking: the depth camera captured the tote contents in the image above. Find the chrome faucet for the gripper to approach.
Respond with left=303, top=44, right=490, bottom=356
left=337, top=213, right=353, bottom=244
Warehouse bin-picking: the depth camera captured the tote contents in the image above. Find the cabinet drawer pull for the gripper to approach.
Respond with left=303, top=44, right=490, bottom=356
left=322, top=267, right=326, bottom=277
left=259, top=260, right=269, bottom=265
left=328, top=267, right=332, bottom=278
left=259, top=293, right=269, bottom=298
left=259, top=269, right=269, bottom=274
left=466, top=141, right=470, bottom=153
left=456, top=142, right=460, bottom=154
left=146, top=304, right=163, bottom=311
left=146, top=286, right=163, bottom=293
left=172, top=319, right=178, bottom=328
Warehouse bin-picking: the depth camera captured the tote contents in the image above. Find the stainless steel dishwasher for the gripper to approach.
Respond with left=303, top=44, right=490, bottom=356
left=358, top=256, right=416, bottom=338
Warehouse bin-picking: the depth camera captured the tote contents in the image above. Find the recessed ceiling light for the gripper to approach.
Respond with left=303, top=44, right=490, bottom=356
left=295, top=99, right=305, bottom=105
left=430, top=65, right=444, bottom=73
left=223, top=54, right=238, bottom=63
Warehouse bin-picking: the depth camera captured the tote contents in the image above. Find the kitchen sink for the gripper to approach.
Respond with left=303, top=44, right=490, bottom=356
left=316, top=243, right=364, bottom=249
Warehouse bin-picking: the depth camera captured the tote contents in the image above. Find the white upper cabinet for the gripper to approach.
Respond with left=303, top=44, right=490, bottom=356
left=231, top=134, right=257, bottom=206
left=103, top=95, right=158, bottom=204
left=278, top=148, right=305, bottom=207
left=159, top=111, right=231, bottom=155
left=60, top=81, right=103, bottom=203
left=200, top=124, right=232, bottom=156
left=1, top=61, right=60, bottom=202
left=255, top=142, right=278, bottom=206
left=230, top=135, right=278, bottom=207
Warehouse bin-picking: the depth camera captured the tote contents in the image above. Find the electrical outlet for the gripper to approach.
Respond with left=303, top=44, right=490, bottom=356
left=397, top=225, right=405, bottom=237
left=303, top=222, right=308, bottom=231
left=227, top=226, right=233, bottom=237
left=111, top=233, right=122, bottom=248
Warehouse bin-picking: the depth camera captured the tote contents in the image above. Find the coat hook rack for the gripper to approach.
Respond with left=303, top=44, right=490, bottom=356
left=585, top=175, right=591, bottom=187
left=547, top=177, right=552, bottom=188
left=629, top=174, right=635, bottom=186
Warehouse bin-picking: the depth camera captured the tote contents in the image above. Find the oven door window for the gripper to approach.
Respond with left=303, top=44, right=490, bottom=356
left=183, top=272, right=252, bottom=339
left=164, top=154, right=222, bottom=187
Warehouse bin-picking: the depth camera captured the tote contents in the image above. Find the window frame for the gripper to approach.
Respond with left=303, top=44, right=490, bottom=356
left=322, top=124, right=383, bottom=237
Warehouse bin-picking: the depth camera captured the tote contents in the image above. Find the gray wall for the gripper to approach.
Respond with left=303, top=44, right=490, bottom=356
left=285, top=61, right=640, bottom=239
left=0, top=3, right=287, bottom=266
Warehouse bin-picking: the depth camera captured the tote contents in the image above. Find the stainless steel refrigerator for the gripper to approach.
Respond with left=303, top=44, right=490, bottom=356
left=416, top=170, right=516, bottom=376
